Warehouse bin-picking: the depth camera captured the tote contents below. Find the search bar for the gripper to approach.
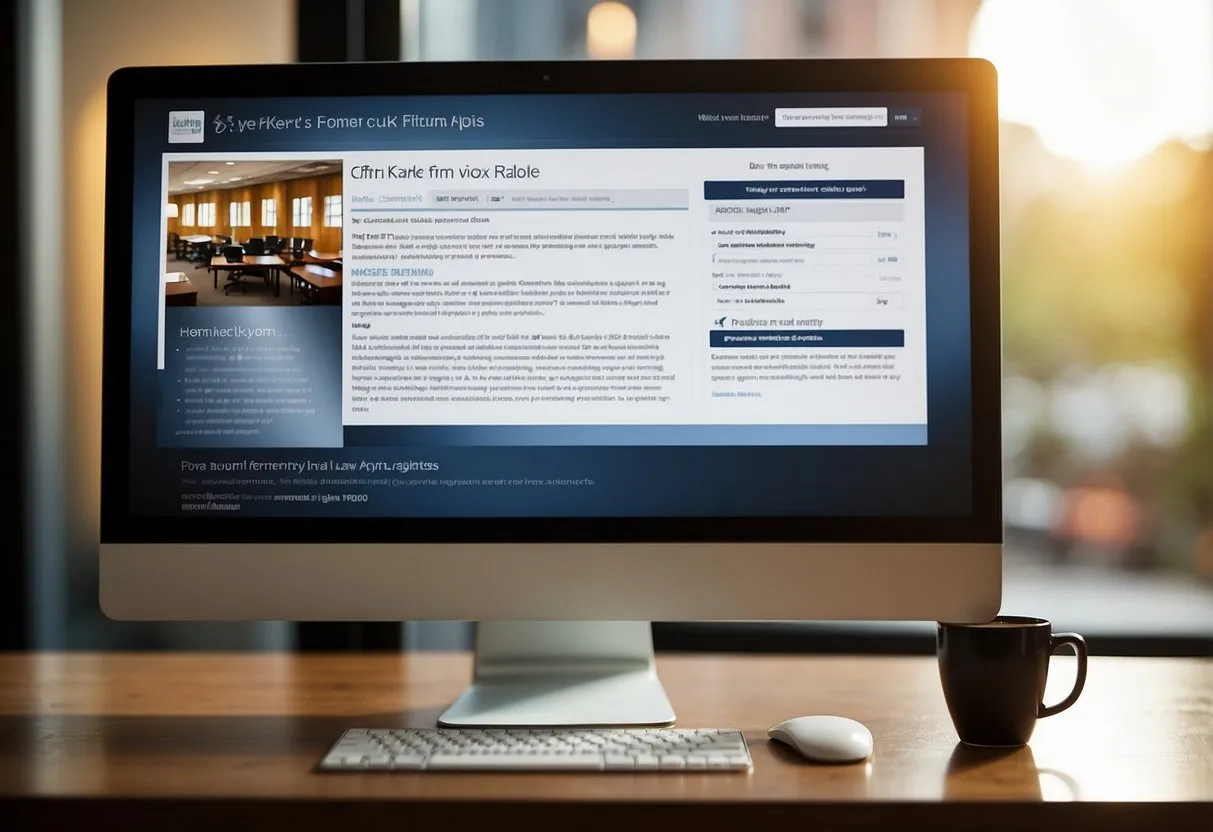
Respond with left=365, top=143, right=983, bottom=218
left=775, top=107, right=888, bottom=128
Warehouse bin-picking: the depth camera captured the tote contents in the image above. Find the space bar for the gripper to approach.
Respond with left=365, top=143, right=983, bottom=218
left=426, top=754, right=605, bottom=770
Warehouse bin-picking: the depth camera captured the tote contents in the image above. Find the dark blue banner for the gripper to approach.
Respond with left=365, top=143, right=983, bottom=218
left=709, top=329, right=906, bottom=348
left=703, top=180, right=905, bottom=200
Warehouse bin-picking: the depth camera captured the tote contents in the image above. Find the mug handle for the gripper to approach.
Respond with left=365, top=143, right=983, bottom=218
left=1038, top=633, right=1088, bottom=718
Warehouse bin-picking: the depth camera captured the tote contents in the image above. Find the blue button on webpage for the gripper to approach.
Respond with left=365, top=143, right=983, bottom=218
left=709, top=330, right=905, bottom=348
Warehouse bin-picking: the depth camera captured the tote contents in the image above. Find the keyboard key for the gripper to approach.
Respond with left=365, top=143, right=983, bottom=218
left=427, top=754, right=604, bottom=771
left=703, top=739, right=746, bottom=750
left=633, top=754, right=660, bottom=769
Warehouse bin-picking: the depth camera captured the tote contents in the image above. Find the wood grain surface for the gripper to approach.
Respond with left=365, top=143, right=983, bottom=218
left=0, top=653, right=1209, bottom=830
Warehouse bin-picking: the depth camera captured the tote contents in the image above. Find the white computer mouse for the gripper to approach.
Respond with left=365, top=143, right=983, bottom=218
left=767, top=715, right=873, bottom=763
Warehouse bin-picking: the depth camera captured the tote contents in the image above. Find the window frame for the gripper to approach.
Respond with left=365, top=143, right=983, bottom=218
left=228, top=200, right=250, bottom=227
left=322, top=193, right=341, bottom=227
left=261, top=197, right=276, bottom=228
left=291, top=195, right=312, bottom=227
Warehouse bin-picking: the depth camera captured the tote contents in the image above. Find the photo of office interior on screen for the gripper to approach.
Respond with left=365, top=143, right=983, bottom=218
left=165, top=159, right=343, bottom=307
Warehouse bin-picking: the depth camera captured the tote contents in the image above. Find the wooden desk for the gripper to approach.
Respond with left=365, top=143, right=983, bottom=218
left=164, top=272, right=197, bottom=306
left=0, top=654, right=1208, bottom=831
left=210, top=254, right=287, bottom=296
left=304, top=250, right=342, bottom=266
left=291, top=264, right=342, bottom=305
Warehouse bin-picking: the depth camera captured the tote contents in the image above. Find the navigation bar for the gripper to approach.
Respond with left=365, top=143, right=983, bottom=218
left=427, top=188, right=689, bottom=210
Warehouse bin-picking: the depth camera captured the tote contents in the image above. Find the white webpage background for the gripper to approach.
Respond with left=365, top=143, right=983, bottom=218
left=340, top=147, right=926, bottom=427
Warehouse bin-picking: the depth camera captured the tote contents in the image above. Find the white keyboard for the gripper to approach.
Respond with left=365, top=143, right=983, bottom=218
left=319, top=728, right=752, bottom=772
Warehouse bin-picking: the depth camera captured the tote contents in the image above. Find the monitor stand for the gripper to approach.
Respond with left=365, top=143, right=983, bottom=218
left=437, top=621, right=676, bottom=727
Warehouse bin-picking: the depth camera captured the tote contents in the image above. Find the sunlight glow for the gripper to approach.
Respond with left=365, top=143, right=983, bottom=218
left=587, top=1, right=637, bottom=60
left=969, top=0, right=1213, bottom=166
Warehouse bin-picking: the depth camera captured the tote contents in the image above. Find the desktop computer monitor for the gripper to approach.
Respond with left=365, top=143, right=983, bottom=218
left=101, top=59, right=1002, bottom=726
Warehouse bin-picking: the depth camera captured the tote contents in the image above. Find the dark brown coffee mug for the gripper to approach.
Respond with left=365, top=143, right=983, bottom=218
left=937, top=616, right=1087, bottom=746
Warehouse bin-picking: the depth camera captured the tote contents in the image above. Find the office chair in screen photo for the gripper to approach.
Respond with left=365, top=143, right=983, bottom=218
left=220, top=244, right=250, bottom=295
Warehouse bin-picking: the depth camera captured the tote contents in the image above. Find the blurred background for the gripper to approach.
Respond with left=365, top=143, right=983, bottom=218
left=4, top=0, right=1211, bottom=654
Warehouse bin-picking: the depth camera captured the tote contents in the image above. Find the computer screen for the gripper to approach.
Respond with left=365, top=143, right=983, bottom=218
left=127, top=90, right=972, bottom=522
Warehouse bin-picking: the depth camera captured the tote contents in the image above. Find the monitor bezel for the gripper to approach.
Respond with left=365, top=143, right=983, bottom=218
left=101, top=58, right=1002, bottom=545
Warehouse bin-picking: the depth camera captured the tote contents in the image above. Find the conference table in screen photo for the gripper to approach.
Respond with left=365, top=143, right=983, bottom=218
left=209, top=254, right=288, bottom=296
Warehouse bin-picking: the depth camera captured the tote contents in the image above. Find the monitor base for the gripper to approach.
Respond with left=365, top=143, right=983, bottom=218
left=437, top=621, right=676, bottom=727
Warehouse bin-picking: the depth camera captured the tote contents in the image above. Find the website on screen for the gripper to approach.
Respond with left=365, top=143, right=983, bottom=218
left=130, top=93, right=970, bottom=518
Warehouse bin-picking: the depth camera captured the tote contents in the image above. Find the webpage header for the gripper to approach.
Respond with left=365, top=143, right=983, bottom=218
left=144, top=93, right=928, bottom=152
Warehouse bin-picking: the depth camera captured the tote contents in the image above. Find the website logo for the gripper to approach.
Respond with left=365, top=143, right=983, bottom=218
left=167, top=110, right=205, bottom=143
